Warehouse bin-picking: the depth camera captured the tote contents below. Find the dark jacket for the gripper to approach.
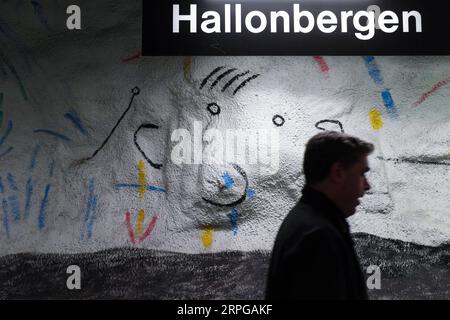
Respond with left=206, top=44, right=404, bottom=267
left=265, top=186, right=368, bottom=300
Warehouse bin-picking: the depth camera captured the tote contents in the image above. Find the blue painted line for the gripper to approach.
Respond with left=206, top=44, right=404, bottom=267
left=7, top=173, right=18, bottom=191
left=7, top=195, right=20, bottom=221
left=2, top=199, right=10, bottom=239
left=82, top=178, right=97, bottom=240
left=381, top=90, right=395, bottom=110
left=0, top=146, right=13, bottom=160
left=222, top=172, right=234, bottom=190
left=86, top=194, right=97, bottom=240
left=30, top=145, right=41, bottom=170
left=38, top=184, right=50, bottom=230
left=246, top=188, right=256, bottom=200
left=114, top=183, right=166, bottom=193
left=228, top=208, right=239, bottom=236
left=24, top=177, right=33, bottom=219
left=48, top=159, right=55, bottom=177
left=33, top=129, right=71, bottom=142
left=64, top=112, right=89, bottom=136
left=0, top=120, right=12, bottom=147
left=0, top=176, right=3, bottom=193
left=362, top=56, right=384, bottom=86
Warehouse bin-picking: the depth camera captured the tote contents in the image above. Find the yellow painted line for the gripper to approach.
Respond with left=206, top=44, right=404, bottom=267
left=135, top=209, right=145, bottom=238
left=183, top=56, right=192, bottom=80
left=201, top=226, right=214, bottom=248
left=369, top=108, right=383, bottom=130
left=138, top=160, right=146, bottom=200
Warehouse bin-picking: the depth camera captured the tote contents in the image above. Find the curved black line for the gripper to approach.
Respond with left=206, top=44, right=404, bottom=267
left=233, top=74, right=260, bottom=95
left=134, top=123, right=163, bottom=170
left=315, top=119, right=344, bottom=133
left=207, top=103, right=221, bottom=116
left=222, top=71, right=250, bottom=92
left=84, top=87, right=140, bottom=161
left=200, top=66, right=225, bottom=90
left=272, top=115, right=285, bottom=127
left=202, top=163, right=249, bottom=207
left=210, top=68, right=237, bottom=90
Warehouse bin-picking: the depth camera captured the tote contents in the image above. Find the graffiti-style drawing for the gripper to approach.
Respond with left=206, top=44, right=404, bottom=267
left=413, top=76, right=450, bottom=107
left=0, top=119, right=12, bottom=147
left=272, top=115, right=285, bottom=127
left=64, top=111, right=89, bottom=136
left=200, top=66, right=225, bottom=90
left=222, top=71, right=250, bottom=93
left=207, top=103, right=221, bottom=116
left=2, top=199, right=10, bottom=239
left=200, top=67, right=259, bottom=95
left=133, top=123, right=163, bottom=169
left=202, top=164, right=249, bottom=208
left=369, top=108, right=384, bottom=130
left=228, top=208, right=239, bottom=236
left=315, top=119, right=344, bottom=133
left=84, top=87, right=140, bottom=162
left=313, top=56, right=329, bottom=76
left=201, top=226, right=214, bottom=248
left=125, top=210, right=158, bottom=244
left=38, top=184, right=50, bottom=230
left=210, top=68, right=237, bottom=89
left=81, top=178, right=97, bottom=240
left=233, top=74, right=260, bottom=95
left=116, top=160, right=163, bottom=244
left=33, top=129, right=71, bottom=142
left=183, top=56, right=192, bottom=80
left=362, top=56, right=398, bottom=118
left=0, top=52, right=28, bottom=101
left=0, top=120, right=13, bottom=160
left=122, top=51, right=141, bottom=63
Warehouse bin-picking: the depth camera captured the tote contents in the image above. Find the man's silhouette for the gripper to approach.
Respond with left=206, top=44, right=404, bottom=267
left=266, top=131, right=373, bottom=299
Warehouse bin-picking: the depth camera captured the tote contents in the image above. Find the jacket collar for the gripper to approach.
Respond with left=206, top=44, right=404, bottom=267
left=300, top=186, right=351, bottom=236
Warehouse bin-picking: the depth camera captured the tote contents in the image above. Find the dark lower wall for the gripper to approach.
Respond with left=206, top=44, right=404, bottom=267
left=0, top=234, right=448, bottom=300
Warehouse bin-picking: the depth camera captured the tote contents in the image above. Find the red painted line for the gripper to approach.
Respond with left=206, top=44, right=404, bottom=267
left=138, top=214, right=159, bottom=243
left=413, top=76, right=450, bottom=107
left=125, top=211, right=136, bottom=244
left=313, top=56, right=329, bottom=75
left=122, top=51, right=142, bottom=63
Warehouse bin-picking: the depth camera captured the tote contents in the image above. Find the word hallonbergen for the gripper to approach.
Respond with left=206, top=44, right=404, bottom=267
left=173, top=4, right=422, bottom=40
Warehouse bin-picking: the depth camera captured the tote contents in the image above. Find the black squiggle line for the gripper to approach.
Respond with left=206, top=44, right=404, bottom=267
left=202, top=163, right=248, bottom=207
left=377, top=156, right=450, bottom=167
left=83, top=87, right=140, bottom=162
left=233, top=74, right=260, bottom=95
left=210, top=68, right=237, bottom=90
left=315, top=119, right=344, bottom=133
left=222, top=71, right=250, bottom=92
left=200, top=66, right=225, bottom=90
left=134, top=123, right=163, bottom=169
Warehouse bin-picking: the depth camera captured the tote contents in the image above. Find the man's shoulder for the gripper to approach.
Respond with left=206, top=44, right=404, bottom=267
left=276, top=201, right=340, bottom=242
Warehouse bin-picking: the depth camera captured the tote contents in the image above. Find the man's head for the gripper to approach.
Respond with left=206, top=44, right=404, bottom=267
left=303, top=131, right=374, bottom=217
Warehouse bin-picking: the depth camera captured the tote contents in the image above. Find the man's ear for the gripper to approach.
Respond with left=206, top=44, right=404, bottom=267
left=329, top=162, right=346, bottom=184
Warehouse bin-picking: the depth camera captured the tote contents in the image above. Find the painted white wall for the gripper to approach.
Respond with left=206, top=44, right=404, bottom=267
left=0, top=1, right=449, bottom=255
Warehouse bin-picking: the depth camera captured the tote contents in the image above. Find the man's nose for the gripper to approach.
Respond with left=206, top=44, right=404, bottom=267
left=364, top=178, right=371, bottom=191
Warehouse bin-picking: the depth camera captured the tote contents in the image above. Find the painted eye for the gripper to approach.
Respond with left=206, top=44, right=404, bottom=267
left=272, top=115, right=285, bottom=127
left=207, top=103, right=221, bottom=116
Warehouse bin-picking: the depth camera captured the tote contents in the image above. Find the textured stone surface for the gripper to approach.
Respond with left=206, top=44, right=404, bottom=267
left=0, top=234, right=448, bottom=299
left=0, top=0, right=448, bottom=299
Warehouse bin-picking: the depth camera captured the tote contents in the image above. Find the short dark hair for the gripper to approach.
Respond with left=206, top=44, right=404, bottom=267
left=303, top=131, right=374, bottom=185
